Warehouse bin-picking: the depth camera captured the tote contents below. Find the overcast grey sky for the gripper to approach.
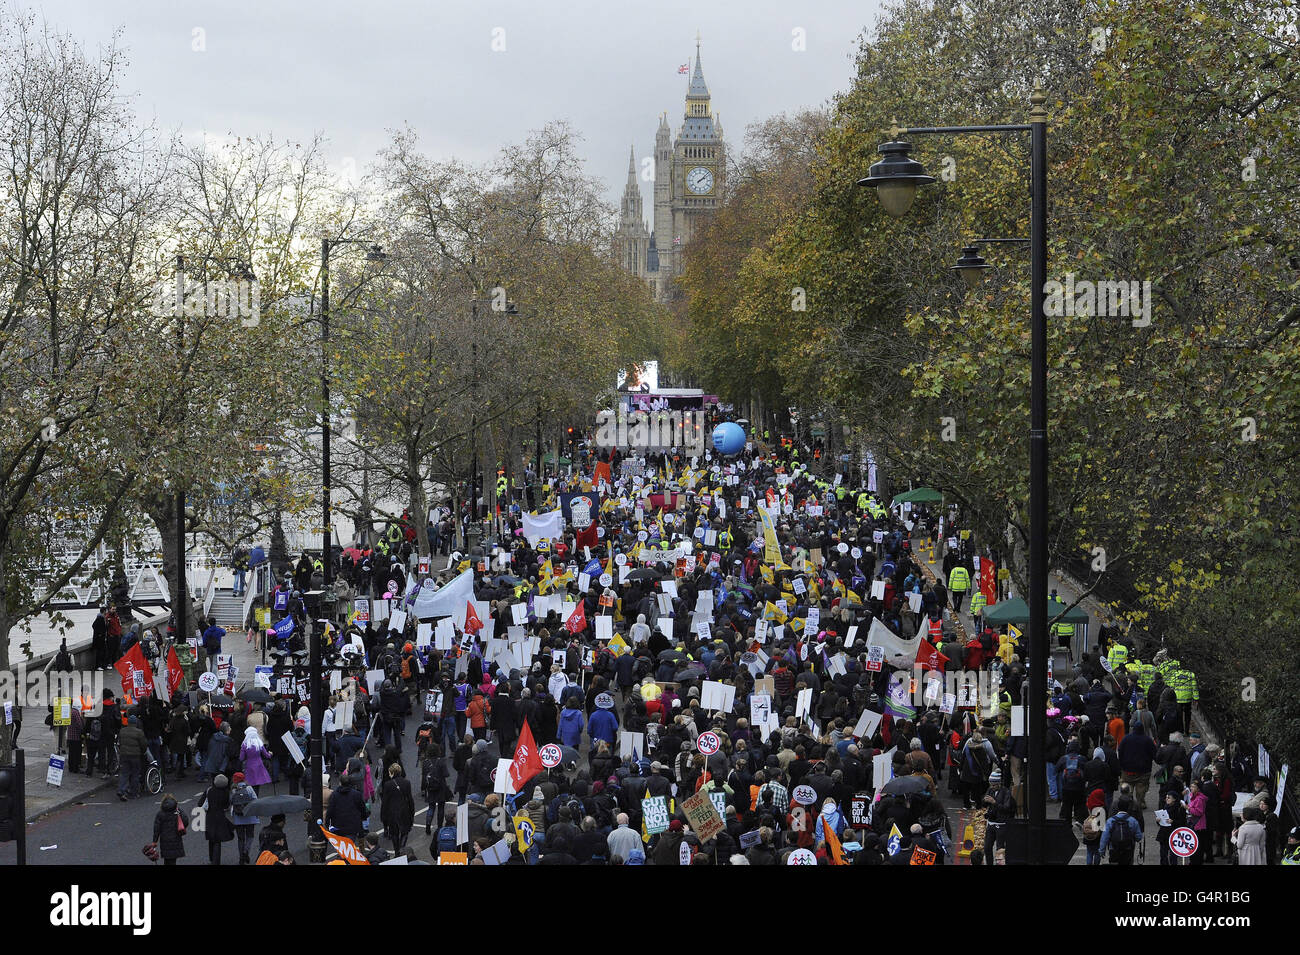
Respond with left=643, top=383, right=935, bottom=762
left=24, top=0, right=885, bottom=206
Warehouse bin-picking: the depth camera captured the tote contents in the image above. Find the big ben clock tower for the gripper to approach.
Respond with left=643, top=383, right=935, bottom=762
left=655, top=36, right=725, bottom=299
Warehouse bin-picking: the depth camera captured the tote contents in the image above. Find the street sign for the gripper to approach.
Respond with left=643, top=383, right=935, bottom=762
left=539, top=744, right=562, bottom=768
left=1170, top=826, right=1198, bottom=859
left=696, top=731, right=720, bottom=756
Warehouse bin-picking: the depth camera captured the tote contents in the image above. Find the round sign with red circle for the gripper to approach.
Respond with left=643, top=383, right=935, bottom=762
left=539, top=744, right=563, bottom=768
left=697, top=731, right=721, bottom=756
left=1169, top=826, right=1198, bottom=858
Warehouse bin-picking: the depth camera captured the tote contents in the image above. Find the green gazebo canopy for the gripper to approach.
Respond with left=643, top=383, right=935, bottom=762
left=981, top=597, right=1089, bottom=626
left=892, top=486, right=943, bottom=504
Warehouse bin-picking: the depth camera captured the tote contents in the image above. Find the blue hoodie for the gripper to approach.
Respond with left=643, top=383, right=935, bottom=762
left=558, top=706, right=585, bottom=748
left=588, top=708, right=618, bottom=745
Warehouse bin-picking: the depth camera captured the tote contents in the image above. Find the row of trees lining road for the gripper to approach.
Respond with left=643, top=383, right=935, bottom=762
left=0, top=14, right=664, bottom=764
left=670, top=0, right=1299, bottom=771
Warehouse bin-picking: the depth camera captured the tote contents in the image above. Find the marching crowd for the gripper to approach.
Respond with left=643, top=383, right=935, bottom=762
left=58, top=431, right=1294, bottom=866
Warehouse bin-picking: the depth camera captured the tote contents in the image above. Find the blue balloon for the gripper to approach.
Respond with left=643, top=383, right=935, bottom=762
left=711, top=421, right=746, bottom=456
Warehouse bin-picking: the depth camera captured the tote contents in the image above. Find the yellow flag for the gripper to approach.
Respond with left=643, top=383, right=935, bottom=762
left=608, top=633, right=630, bottom=656
left=758, top=507, right=781, bottom=565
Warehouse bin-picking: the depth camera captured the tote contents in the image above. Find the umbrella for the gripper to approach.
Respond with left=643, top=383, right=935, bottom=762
left=245, top=794, right=310, bottom=816
left=238, top=687, right=273, bottom=704
left=657, top=649, right=687, bottom=662
left=342, top=546, right=363, bottom=561
left=891, top=487, right=942, bottom=504
left=674, top=662, right=707, bottom=681
left=627, top=567, right=664, bottom=581
left=492, top=574, right=522, bottom=587
left=206, top=693, right=235, bottom=708
left=882, top=775, right=931, bottom=797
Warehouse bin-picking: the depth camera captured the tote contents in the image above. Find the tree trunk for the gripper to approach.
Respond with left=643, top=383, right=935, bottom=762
left=109, top=534, right=134, bottom=623
left=270, top=509, right=290, bottom=580
left=143, top=493, right=194, bottom=638
left=409, top=444, right=430, bottom=580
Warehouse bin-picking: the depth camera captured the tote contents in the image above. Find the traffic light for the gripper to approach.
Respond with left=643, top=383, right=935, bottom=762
left=0, top=765, right=17, bottom=842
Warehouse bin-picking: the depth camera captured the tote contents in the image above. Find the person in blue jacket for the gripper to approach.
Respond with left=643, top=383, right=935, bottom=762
left=588, top=704, right=618, bottom=747
left=558, top=700, right=585, bottom=748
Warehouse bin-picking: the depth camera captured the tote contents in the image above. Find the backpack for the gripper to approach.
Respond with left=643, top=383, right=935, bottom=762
left=437, top=825, right=458, bottom=852
left=87, top=717, right=103, bottom=742
left=231, top=784, right=255, bottom=815
left=401, top=656, right=413, bottom=681
left=1063, top=755, right=1084, bottom=788
left=1110, top=816, right=1135, bottom=854
left=1082, top=811, right=1103, bottom=841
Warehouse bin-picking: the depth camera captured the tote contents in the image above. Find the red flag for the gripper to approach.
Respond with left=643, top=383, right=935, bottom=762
left=165, top=645, right=186, bottom=698
left=564, top=600, right=587, bottom=635
left=508, top=720, right=544, bottom=793
left=979, top=559, right=997, bottom=607
left=114, top=643, right=155, bottom=700
left=464, top=601, right=483, bottom=635
left=575, top=522, right=598, bottom=551
left=917, top=640, right=948, bottom=672
left=593, top=459, right=612, bottom=488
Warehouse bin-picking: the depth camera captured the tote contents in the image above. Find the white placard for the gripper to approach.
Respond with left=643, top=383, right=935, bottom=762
left=873, top=746, right=897, bottom=790
left=511, top=603, right=528, bottom=625
left=417, top=622, right=433, bottom=647
left=595, top=616, right=613, bottom=642
left=661, top=580, right=678, bottom=598
left=701, top=680, right=736, bottom=713
left=333, top=700, right=354, bottom=731
left=695, top=620, right=712, bottom=642
left=578, top=572, right=591, bottom=593
left=435, top=618, right=455, bottom=650
left=852, top=709, right=882, bottom=740
left=494, top=757, right=515, bottom=794
left=365, top=670, right=386, bottom=697
left=870, top=580, right=886, bottom=600
left=795, top=687, right=812, bottom=719
left=282, top=731, right=305, bottom=765
left=619, top=731, right=646, bottom=760
left=907, top=592, right=923, bottom=614
left=844, top=625, right=859, bottom=648
left=389, top=609, right=408, bottom=633
left=1011, top=705, right=1026, bottom=737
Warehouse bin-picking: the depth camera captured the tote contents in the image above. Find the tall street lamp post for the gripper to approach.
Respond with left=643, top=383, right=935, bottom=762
left=311, top=237, right=385, bottom=863
left=858, top=85, right=1051, bottom=864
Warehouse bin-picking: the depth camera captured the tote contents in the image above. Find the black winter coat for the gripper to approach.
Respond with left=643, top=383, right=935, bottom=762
left=153, top=803, right=187, bottom=859
left=202, top=786, right=235, bottom=843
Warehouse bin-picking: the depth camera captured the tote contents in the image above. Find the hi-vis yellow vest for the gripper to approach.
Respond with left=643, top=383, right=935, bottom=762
left=948, top=567, right=970, bottom=591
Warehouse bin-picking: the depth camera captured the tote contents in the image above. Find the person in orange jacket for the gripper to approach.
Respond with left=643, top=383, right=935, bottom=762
left=466, top=690, right=491, bottom=742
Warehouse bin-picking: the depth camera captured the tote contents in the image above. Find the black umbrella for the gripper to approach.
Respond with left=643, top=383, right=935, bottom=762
left=206, top=693, right=235, bottom=708
left=493, top=574, right=522, bottom=587
left=238, top=687, right=273, bottom=703
left=882, top=775, right=930, bottom=797
left=245, top=794, right=310, bottom=815
left=657, top=649, right=687, bottom=662
left=674, top=662, right=707, bottom=681
left=627, top=567, right=664, bottom=581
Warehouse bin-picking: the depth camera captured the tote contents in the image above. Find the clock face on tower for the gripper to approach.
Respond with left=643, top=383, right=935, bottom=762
left=686, top=166, right=714, bottom=195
